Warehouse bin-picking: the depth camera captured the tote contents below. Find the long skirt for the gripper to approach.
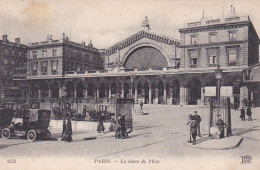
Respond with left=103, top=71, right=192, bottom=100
left=63, top=132, right=73, bottom=142
left=97, top=122, right=105, bottom=133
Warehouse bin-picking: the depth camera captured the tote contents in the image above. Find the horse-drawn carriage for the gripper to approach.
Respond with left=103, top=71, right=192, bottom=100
left=1, top=109, right=51, bottom=142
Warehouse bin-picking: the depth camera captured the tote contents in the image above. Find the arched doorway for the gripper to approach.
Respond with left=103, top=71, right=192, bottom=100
left=153, top=78, right=164, bottom=104
left=99, top=82, right=106, bottom=98
left=87, top=82, right=95, bottom=97
left=51, top=82, right=59, bottom=99
left=65, top=81, right=74, bottom=98
left=76, top=82, right=84, bottom=99
left=124, top=82, right=130, bottom=98
left=187, top=77, right=201, bottom=105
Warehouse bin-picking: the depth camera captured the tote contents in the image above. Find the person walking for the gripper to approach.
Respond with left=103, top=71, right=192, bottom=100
left=216, top=116, right=226, bottom=139
left=240, top=107, right=245, bottom=121
left=246, top=106, right=253, bottom=121
left=140, top=101, right=144, bottom=110
left=119, top=114, right=127, bottom=139
left=186, top=114, right=193, bottom=142
left=114, top=116, right=121, bottom=139
left=193, top=111, right=201, bottom=137
left=189, top=116, right=197, bottom=145
left=61, top=118, right=67, bottom=140
left=97, top=113, right=105, bottom=133
left=64, top=117, right=73, bottom=142
left=82, top=105, right=87, bottom=119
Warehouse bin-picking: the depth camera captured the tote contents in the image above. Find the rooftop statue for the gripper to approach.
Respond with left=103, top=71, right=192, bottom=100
left=142, top=16, right=150, bottom=30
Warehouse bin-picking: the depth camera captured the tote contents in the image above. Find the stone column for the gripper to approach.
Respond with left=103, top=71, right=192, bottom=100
left=155, top=88, right=159, bottom=104
left=108, top=86, right=111, bottom=99
left=201, top=86, right=205, bottom=105
left=163, top=85, right=167, bottom=104
left=121, top=84, right=124, bottom=98
left=38, top=89, right=42, bottom=99
left=135, top=85, right=138, bottom=103
left=170, top=88, right=173, bottom=104
left=180, top=85, right=187, bottom=106
left=96, top=87, right=99, bottom=99
left=48, top=88, right=52, bottom=98
left=74, top=87, right=77, bottom=99
left=149, top=85, right=152, bottom=104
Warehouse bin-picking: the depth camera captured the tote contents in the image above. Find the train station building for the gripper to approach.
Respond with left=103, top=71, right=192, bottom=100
left=2, top=13, right=260, bottom=109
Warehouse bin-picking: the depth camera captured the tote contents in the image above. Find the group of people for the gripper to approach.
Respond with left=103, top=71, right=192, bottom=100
left=61, top=117, right=73, bottom=142
left=113, top=114, right=127, bottom=139
left=240, top=106, right=253, bottom=121
left=186, top=111, right=201, bottom=145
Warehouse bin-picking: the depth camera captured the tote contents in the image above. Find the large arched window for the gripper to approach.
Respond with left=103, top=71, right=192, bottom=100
left=124, top=46, right=168, bottom=69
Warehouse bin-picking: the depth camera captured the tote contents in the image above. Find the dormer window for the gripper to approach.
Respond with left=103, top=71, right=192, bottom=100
left=43, top=50, right=47, bottom=58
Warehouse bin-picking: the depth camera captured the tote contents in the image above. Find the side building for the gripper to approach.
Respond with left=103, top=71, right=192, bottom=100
left=0, top=35, right=27, bottom=107
left=25, top=34, right=103, bottom=108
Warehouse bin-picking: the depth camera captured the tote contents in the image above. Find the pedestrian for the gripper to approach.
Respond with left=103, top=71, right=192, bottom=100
left=97, top=113, right=105, bottom=133
left=114, top=116, right=121, bottom=139
left=189, top=116, right=197, bottom=145
left=64, top=117, right=73, bottom=142
left=240, top=107, right=245, bottom=121
left=109, top=119, right=115, bottom=132
left=140, top=101, right=144, bottom=110
left=119, top=114, right=127, bottom=139
left=246, top=107, right=253, bottom=121
left=61, top=118, right=67, bottom=140
left=186, top=114, right=193, bottom=142
left=216, top=116, right=226, bottom=139
left=193, top=111, right=201, bottom=137
left=82, top=105, right=87, bottom=119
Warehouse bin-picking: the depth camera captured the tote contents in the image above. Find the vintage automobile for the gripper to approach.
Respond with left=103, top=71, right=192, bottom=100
left=0, top=107, right=14, bottom=137
left=1, top=109, right=51, bottom=142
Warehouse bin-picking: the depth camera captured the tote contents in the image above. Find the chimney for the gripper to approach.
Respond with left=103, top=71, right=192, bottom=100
left=15, top=38, right=20, bottom=44
left=2, top=35, right=8, bottom=41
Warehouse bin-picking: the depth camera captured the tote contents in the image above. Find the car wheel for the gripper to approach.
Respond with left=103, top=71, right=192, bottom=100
left=2, top=128, right=11, bottom=139
left=27, top=130, right=37, bottom=142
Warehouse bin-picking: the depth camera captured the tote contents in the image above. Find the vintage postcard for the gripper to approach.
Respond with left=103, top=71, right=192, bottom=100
left=0, top=0, right=259, bottom=170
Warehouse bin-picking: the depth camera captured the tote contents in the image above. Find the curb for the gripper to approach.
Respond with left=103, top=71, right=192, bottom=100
left=186, top=137, right=243, bottom=150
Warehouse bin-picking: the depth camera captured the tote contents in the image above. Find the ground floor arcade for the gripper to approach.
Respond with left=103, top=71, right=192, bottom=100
left=20, top=71, right=248, bottom=110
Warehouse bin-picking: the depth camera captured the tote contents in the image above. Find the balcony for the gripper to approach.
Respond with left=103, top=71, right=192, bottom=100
left=190, top=64, right=198, bottom=68
left=226, top=62, right=237, bottom=66
left=206, top=63, right=217, bottom=67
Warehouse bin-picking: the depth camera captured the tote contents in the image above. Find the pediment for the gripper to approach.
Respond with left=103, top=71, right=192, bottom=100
left=104, top=30, right=179, bottom=55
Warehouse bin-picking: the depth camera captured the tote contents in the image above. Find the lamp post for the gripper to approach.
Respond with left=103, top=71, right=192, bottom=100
left=215, top=65, right=223, bottom=116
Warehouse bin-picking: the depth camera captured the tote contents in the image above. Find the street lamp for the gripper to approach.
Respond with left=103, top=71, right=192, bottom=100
left=215, top=65, right=223, bottom=116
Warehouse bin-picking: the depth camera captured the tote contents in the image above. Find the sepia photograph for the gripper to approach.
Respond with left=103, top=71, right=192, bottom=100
left=0, top=0, right=259, bottom=170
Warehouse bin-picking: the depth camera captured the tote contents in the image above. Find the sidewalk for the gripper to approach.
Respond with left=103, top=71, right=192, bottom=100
left=186, top=135, right=243, bottom=150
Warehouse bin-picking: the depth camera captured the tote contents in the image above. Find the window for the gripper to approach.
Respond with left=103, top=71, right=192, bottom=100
left=43, top=51, right=47, bottom=58
left=19, top=52, right=22, bottom=57
left=31, top=62, right=38, bottom=76
left=229, top=31, right=236, bottom=41
left=209, top=56, right=217, bottom=64
left=12, top=51, right=15, bottom=55
left=209, top=34, right=217, bottom=43
left=33, top=51, right=37, bottom=59
left=11, top=60, right=15, bottom=65
left=18, top=60, right=23, bottom=66
left=191, top=35, right=198, bottom=45
left=228, top=49, right=237, bottom=66
left=53, top=49, right=57, bottom=57
left=41, top=61, right=48, bottom=75
left=190, top=52, right=198, bottom=65
left=51, top=60, right=58, bottom=75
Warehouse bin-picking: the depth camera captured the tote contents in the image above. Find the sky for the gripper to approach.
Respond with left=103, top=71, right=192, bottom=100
left=0, top=0, right=260, bottom=49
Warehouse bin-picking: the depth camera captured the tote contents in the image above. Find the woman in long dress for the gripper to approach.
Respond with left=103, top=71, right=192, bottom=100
left=64, top=117, right=73, bottom=142
left=97, top=113, right=105, bottom=133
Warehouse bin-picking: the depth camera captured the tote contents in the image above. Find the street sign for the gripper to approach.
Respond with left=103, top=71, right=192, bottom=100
left=221, top=86, right=233, bottom=97
left=205, top=87, right=216, bottom=97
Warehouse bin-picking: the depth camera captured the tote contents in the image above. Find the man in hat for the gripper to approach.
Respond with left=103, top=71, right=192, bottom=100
left=64, top=117, right=73, bottom=142
left=119, top=114, right=127, bottom=139
left=240, top=107, right=245, bottom=121
left=193, top=111, right=201, bottom=137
